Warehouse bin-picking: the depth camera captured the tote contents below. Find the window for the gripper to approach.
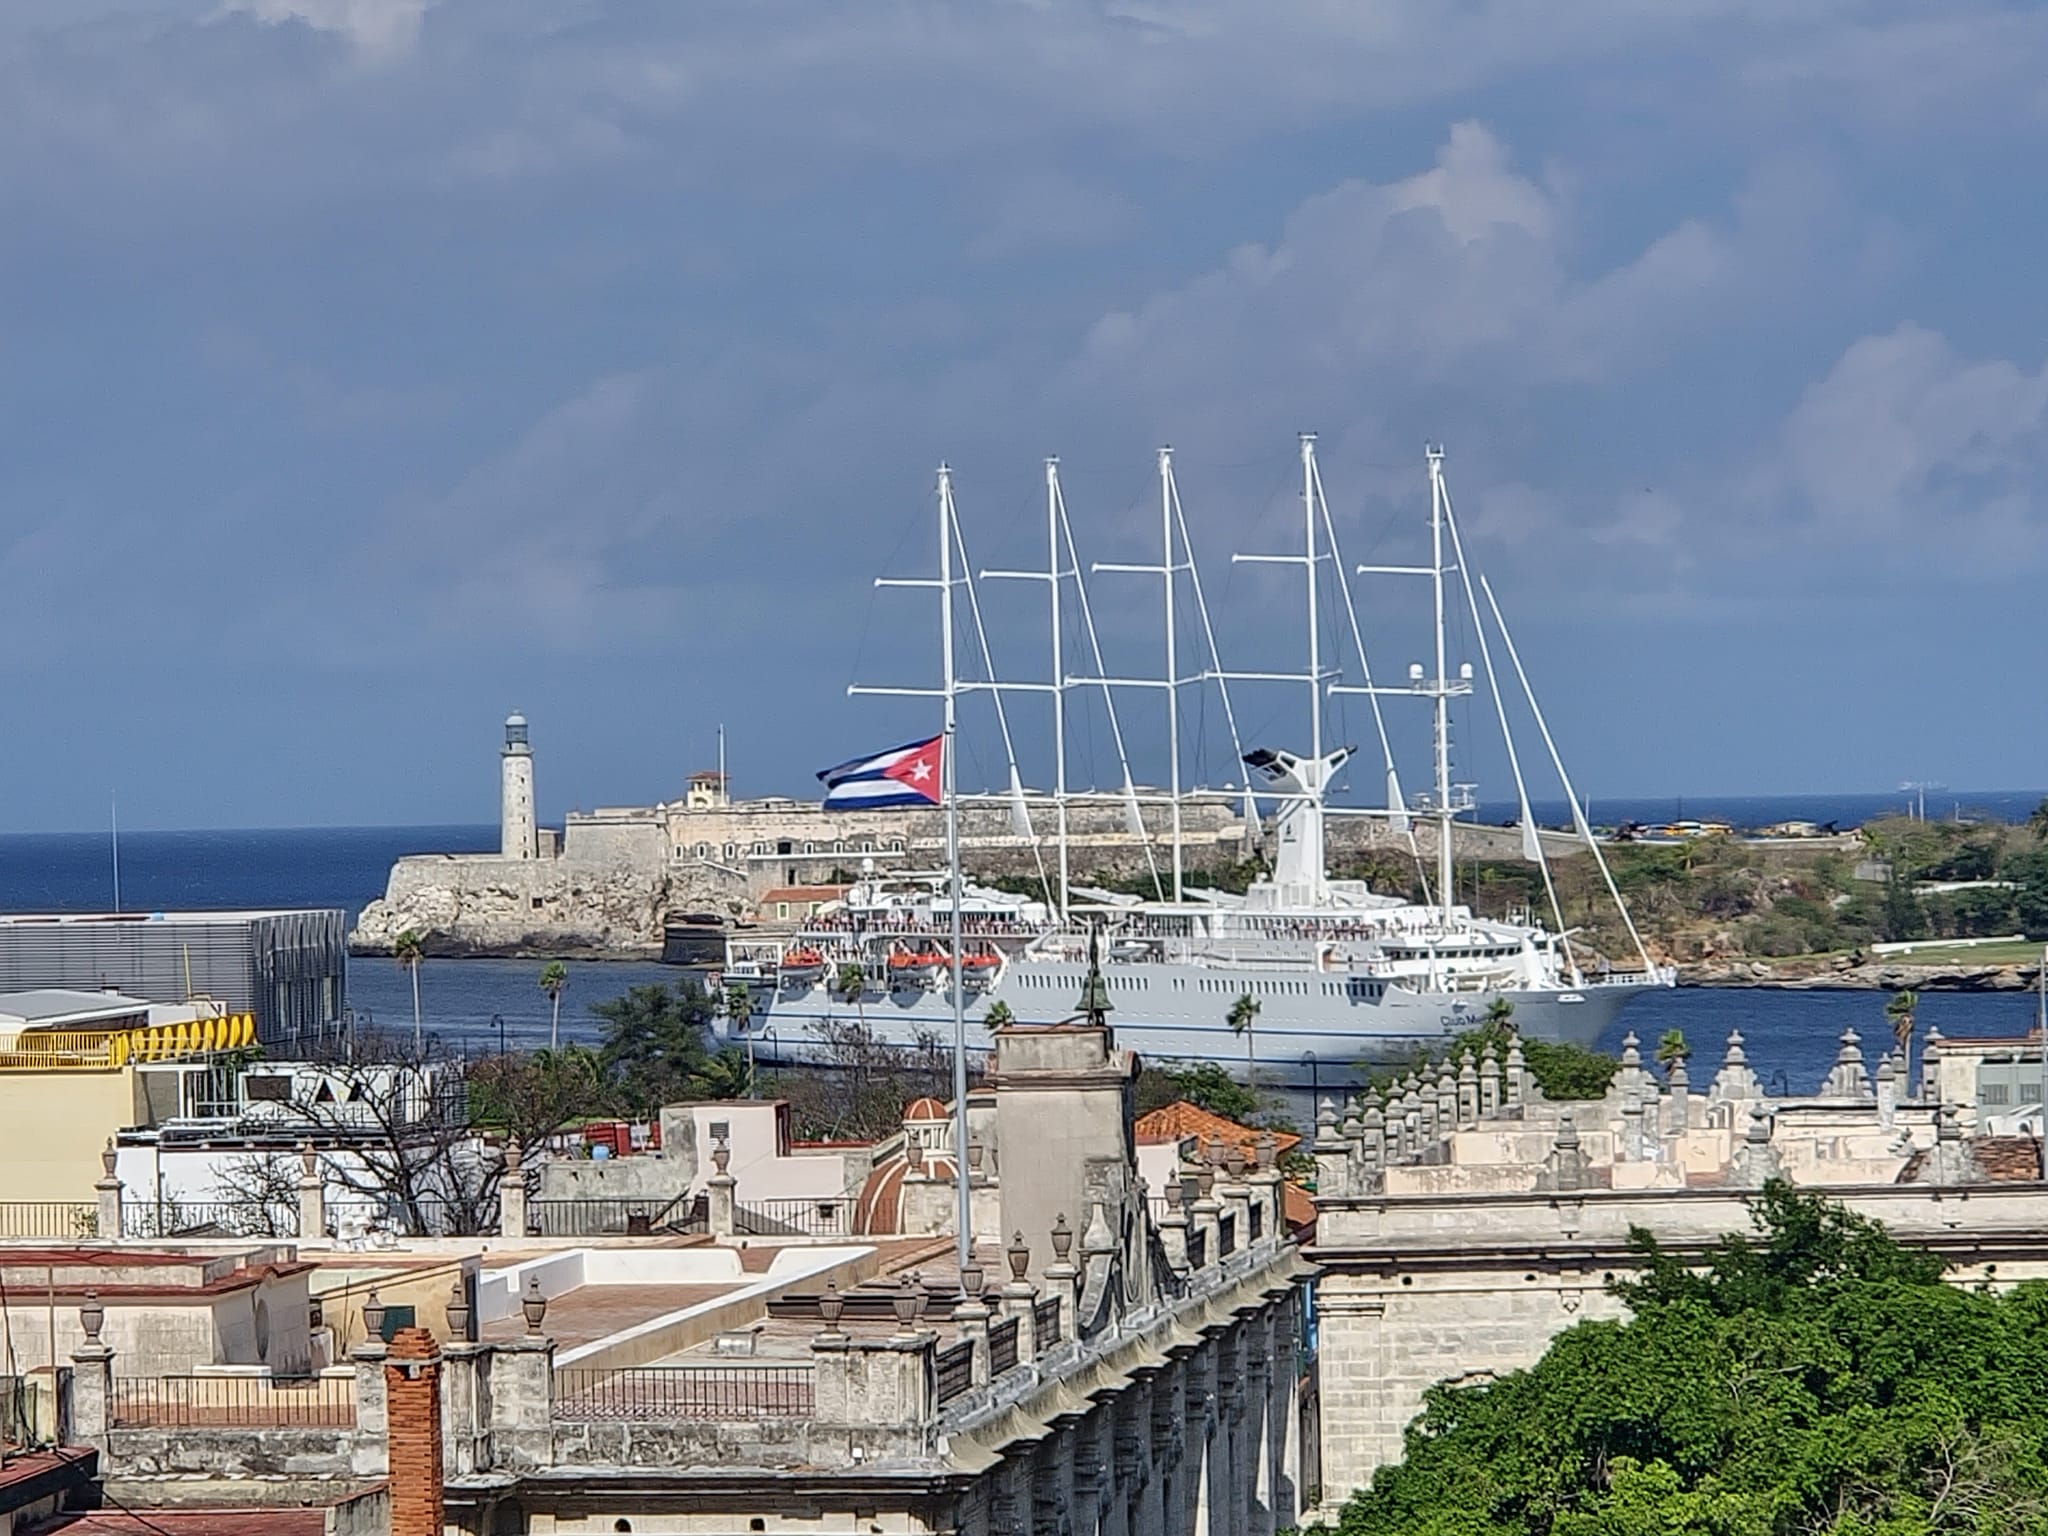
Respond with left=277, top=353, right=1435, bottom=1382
left=776, top=903, right=790, bottom=919
left=696, top=842, right=710, bottom=857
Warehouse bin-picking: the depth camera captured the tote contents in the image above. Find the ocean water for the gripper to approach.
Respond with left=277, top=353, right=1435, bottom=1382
left=1474, top=789, right=2045, bottom=831
left=0, top=823, right=2040, bottom=1098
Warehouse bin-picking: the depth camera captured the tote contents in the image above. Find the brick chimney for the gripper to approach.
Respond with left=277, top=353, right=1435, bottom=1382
left=385, top=1325, right=444, bottom=1536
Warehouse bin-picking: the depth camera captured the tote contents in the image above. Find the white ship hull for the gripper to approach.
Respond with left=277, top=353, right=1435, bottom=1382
left=720, top=962, right=1658, bottom=1087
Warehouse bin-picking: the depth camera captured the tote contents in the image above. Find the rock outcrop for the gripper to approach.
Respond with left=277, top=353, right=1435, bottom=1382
left=350, top=853, right=746, bottom=959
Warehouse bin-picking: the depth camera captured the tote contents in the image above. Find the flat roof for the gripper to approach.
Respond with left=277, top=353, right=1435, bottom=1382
left=0, top=909, right=339, bottom=925
left=0, top=989, right=154, bottom=1027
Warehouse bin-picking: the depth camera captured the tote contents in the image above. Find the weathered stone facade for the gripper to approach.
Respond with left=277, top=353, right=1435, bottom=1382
left=1306, top=1025, right=2048, bottom=1515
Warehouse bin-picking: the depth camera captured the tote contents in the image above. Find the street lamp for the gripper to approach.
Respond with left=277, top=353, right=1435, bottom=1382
left=493, top=1013, right=507, bottom=1058
left=1300, top=1051, right=1320, bottom=1102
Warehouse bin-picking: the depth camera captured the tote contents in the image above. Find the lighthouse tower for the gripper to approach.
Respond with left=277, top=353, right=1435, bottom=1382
left=501, top=712, right=537, bottom=860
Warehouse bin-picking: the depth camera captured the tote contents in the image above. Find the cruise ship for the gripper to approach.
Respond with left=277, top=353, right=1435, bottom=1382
left=718, top=440, right=1674, bottom=1085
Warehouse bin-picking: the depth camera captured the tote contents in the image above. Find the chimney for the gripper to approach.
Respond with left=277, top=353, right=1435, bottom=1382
left=385, top=1326, right=444, bottom=1536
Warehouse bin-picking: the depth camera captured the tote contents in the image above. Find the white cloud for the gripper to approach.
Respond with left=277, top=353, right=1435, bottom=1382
left=1062, top=122, right=1745, bottom=450
left=220, top=0, right=433, bottom=59
left=1774, top=323, right=2048, bottom=559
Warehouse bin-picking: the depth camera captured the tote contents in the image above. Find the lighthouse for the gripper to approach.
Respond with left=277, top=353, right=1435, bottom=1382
left=501, top=712, right=537, bottom=860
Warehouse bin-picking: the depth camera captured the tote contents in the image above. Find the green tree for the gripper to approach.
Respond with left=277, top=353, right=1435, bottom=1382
left=591, top=981, right=717, bottom=1119
left=1338, top=1185, right=2048, bottom=1536
left=466, top=1044, right=610, bottom=1148
left=982, top=1000, right=1014, bottom=1033
left=721, top=983, right=758, bottom=1097
left=2031, top=796, right=2048, bottom=841
left=1654, top=1028, right=1688, bottom=1071
left=1883, top=867, right=1928, bottom=942
left=693, top=1045, right=755, bottom=1102
left=1133, top=1062, right=1262, bottom=1123
left=539, top=960, right=569, bottom=1051
left=1485, top=994, right=1517, bottom=1030
left=1227, top=991, right=1262, bottom=1089
left=393, top=929, right=426, bottom=1051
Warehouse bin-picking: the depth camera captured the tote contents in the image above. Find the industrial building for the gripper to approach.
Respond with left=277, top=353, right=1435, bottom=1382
left=0, top=909, right=346, bottom=1051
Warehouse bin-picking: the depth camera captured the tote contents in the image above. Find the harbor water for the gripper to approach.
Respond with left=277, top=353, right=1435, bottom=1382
left=1, top=823, right=2040, bottom=1113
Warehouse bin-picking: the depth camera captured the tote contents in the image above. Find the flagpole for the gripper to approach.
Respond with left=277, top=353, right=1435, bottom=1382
left=938, top=464, right=972, bottom=1274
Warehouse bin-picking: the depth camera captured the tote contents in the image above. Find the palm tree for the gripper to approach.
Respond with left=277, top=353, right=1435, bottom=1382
left=1655, top=1029, right=1689, bottom=1071
left=723, top=983, right=757, bottom=1096
left=982, top=1000, right=1014, bottom=1034
left=835, top=961, right=869, bottom=1032
left=1227, top=991, right=1262, bottom=1090
left=1485, top=994, right=1517, bottom=1031
left=1885, top=988, right=1919, bottom=1072
left=393, top=930, right=425, bottom=1052
left=539, top=961, right=569, bottom=1051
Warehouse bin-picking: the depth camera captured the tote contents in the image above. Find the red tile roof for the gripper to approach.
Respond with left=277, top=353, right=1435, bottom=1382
left=1896, top=1136, right=2042, bottom=1183
left=1133, top=1101, right=1301, bottom=1158
left=30, top=1513, right=328, bottom=1536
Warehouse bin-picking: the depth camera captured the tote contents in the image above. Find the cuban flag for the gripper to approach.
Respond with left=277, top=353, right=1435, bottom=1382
left=818, top=735, right=944, bottom=810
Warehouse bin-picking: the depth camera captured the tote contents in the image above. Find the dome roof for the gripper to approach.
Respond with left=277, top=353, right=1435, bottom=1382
left=903, top=1096, right=949, bottom=1123
left=855, top=1152, right=959, bottom=1236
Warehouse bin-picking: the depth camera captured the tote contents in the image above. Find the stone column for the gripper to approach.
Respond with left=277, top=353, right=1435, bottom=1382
left=297, top=1143, right=326, bottom=1241
left=1156, top=1179, right=1190, bottom=1274
left=952, top=1294, right=992, bottom=1387
left=497, top=1137, right=526, bottom=1239
left=1311, top=1100, right=1349, bottom=1201
left=351, top=1339, right=391, bottom=1478
left=812, top=1333, right=936, bottom=1429
left=68, top=1302, right=114, bottom=1455
left=385, top=1327, right=444, bottom=1536
left=439, top=1342, right=489, bottom=1478
left=94, top=1141, right=123, bottom=1241
left=707, top=1134, right=737, bottom=1238
left=487, top=1336, right=555, bottom=1472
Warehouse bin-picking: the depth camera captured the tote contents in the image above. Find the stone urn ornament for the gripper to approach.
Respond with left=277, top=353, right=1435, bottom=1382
left=1049, top=1213, right=1074, bottom=1263
left=79, top=1291, right=105, bottom=1345
left=892, top=1274, right=920, bottom=1329
left=818, top=1278, right=845, bottom=1330
left=445, top=1278, right=472, bottom=1342
left=362, top=1290, right=386, bottom=1342
left=522, top=1274, right=548, bottom=1335
left=1006, top=1231, right=1031, bottom=1283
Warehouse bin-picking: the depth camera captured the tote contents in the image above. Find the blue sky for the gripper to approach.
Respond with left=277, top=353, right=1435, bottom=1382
left=4, top=1, right=2047, bottom=831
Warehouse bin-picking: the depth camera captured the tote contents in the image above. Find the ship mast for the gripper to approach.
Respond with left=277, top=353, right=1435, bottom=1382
left=1428, top=448, right=1455, bottom=924
left=849, top=464, right=972, bottom=1270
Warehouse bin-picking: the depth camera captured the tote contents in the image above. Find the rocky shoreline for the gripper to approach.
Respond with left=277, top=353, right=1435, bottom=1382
left=1680, top=956, right=2046, bottom=992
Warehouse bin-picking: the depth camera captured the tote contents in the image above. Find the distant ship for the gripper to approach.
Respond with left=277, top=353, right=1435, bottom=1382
left=717, top=440, right=1673, bottom=1085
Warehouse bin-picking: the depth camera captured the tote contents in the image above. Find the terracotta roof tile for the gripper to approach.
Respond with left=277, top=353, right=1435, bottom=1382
left=1896, top=1135, right=2041, bottom=1183
left=1132, top=1101, right=1300, bottom=1157
left=31, top=1513, right=328, bottom=1536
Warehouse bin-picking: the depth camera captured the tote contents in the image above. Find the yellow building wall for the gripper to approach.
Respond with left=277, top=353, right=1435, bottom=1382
left=0, top=1070, right=140, bottom=1202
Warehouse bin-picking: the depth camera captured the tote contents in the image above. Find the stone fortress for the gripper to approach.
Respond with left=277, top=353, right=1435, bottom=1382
left=349, top=714, right=1584, bottom=958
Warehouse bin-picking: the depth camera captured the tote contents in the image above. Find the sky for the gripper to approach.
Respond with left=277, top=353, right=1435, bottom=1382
left=4, top=1, right=2048, bottom=831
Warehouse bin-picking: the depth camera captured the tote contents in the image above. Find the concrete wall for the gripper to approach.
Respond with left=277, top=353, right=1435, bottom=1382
left=4, top=1274, right=307, bottom=1378
left=0, top=1069, right=140, bottom=1202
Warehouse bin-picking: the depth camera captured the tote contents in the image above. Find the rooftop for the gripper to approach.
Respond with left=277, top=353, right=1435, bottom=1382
left=0, top=910, right=338, bottom=927
left=0, top=990, right=154, bottom=1029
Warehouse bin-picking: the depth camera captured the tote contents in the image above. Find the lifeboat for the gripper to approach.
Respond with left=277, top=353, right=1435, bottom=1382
left=778, top=947, right=827, bottom=987
left=960, top=949, right=1002, bottom=988
left=886, top=948, right=946, bottom=987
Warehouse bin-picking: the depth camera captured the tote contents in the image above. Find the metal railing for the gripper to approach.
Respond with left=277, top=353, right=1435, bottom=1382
left=1032, top=1296, right=1062, bottom=1348
left=1217, top=1211, right=1236, bottom=1259
left=553, top=1365, right=814, bottom=1421
left=109, top=1374, right=355, bottom=1428
left=935, top=1339, right=975, bottom=1405
left=0, top=1015, right=258, bottom=1072
left=528, top=1193, right=705, bottom=1238
left=735, top=1197, right=853, bottom=1238
left=1186, top=1226, right=1208, bottom=1270
left=0, top=1202, right=96, bottom=1239
left=987, top=1314, right=1019, bottom=1376
left=121, top=1201, right=298, bottom=1240
left=1249, top=1201, right=1264, bottom=1242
